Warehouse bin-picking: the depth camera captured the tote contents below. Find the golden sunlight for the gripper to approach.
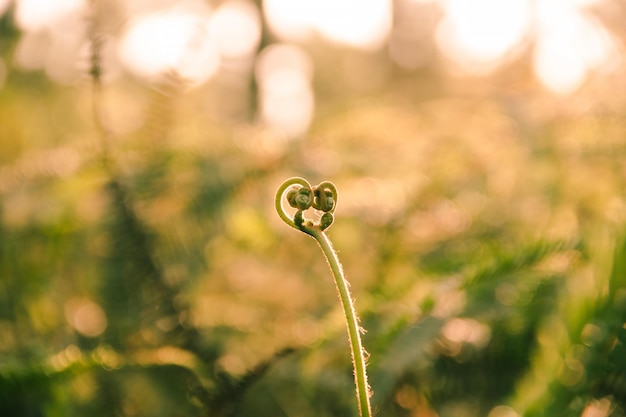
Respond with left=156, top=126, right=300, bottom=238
left=209, top=0, right=262, bottom=59
left=8, top=0, right=618, bottom=96
left=533, top=0, right=616, bottom=95
left=255, top=43, right=314, bottom=137
left=264, top=0, right=392, bottom=50
left=14, top=0, right=85, bottom=31
left=434, top=0, right=616, bottom=94
left=436, top=0, right=531, bottom=74
left=118, top=6, right=220, bottom=85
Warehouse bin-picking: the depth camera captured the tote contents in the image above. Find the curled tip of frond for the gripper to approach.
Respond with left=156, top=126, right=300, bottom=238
left=275, top=177, right=338, bottom=234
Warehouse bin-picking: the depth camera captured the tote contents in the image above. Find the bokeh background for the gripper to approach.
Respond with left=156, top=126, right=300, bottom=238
left=1, top=0, right=626, bottom=416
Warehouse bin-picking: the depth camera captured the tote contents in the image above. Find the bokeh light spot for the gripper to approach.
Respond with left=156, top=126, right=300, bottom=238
left=209, top=0, right=262, bottom=59
left=533, top=1, right=616, bottom=95
left=313, top=0, right=392, bottom=49
left=255, top=43, right=314, bottom=137
left=263, top=0, right=316, bottom=41
left=488, top=405, right=519, bottom=417
left=118, top=7, right=220, bottom=85
left=442, top=317, right=491, bottom=347
left=65, top=297, right=108, bottom=338
left=436, top=0, right=530, bottom=74
left=263, top=0, right=392, bottom=50
left=581, top=397, right=612, bottom=417
left=15, top=0, right=86, bottom=31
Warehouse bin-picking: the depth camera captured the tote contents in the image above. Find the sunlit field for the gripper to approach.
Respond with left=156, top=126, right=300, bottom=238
left=1, top=1, right=626, bottom=416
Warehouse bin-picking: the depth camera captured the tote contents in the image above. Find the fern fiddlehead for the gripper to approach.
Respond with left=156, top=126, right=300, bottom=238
left=275, top=177, right=372, bottom=417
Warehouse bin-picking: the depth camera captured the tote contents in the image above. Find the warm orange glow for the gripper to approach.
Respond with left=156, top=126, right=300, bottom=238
left=264, top=0, right=392, bottom=50
left=65, top=298, right=108, bottom=338
left=433, top=0, right=616, bottom=94
left=209, top=0, right=262, bottom=59
left=255, top=44, right=314, bottom=137
left=118, top=7, right=220, bottom=85
left=488, top=405, right=519, bottom=417
left=117, top=1, right=262, bottom=86
left=580, top=398, right=612, bottom=417
left=436, top=0, right=531, bottom=74
left=0, top=0, right=10, bottom=17
left=14, top=0, right=85, bottom=31
left=441, top=317, right=491, bottom=347
left=313, top=0, right=392, bottom=49
left=533, top=0, right=616, bottom=95
left=9, top=0, right=619, bottom=96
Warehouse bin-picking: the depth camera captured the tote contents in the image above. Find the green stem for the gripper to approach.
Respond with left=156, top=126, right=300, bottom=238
left=275, top=177, right=373, bottom=417
left=310, top=228, right=372, bottom=417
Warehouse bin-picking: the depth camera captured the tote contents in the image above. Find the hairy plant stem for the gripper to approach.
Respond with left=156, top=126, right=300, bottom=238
left=276, top=177, right=372, bottom=417
left=310, top=228, right=372, bottom=417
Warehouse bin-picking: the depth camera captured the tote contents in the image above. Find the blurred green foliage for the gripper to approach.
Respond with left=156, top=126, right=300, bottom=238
left=1, top=2, right=626, bottom=417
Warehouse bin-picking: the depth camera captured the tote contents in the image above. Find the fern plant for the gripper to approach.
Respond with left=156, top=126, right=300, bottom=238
left=275, top=177, right=373, bottom=417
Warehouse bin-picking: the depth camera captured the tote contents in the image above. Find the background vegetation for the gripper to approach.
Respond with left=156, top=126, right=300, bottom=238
left=1, top=1, right=626, bottom=416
